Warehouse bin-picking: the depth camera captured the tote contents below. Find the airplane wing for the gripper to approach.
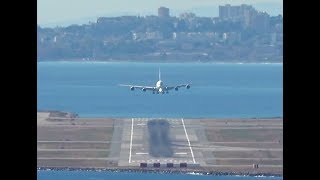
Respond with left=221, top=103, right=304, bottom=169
left=119, top=84, right=155, bottom=91
left=166, top=83, right=191, bottom=90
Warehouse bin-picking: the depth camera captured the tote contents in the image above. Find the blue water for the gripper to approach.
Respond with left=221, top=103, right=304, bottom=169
left=37, top=62, right=283, bottom=180
left=37, top=62, right=282, bottom=118
left=37, top=170, right=282, bottom=180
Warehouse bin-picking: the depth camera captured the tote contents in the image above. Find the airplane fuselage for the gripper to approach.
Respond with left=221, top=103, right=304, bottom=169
left=155, top=80, right=166, bottom=93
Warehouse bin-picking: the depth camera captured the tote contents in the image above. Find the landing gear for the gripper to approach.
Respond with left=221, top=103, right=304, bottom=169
left=166, top=91, right=169, bottom=94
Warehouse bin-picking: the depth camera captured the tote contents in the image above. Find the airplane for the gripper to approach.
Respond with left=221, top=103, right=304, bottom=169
left=119, top=69, right=191, bottom=94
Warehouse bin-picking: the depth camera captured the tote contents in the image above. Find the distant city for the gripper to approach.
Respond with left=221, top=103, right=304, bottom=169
left=37, top=4, right=283, bottom=63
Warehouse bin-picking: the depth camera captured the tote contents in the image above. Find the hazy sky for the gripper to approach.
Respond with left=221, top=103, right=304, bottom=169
left=38, top=0, right=283, bottom=27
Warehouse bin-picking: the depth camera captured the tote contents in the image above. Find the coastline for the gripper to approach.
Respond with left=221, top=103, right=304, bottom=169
left=37, top=167, right=282, bottom=177
left=37, top=59, right=283, bottom=64
left=37, top=110, right=283, bottom=120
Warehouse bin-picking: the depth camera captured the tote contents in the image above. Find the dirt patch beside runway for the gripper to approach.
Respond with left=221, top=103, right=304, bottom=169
left=37, top=112, right=116, bottom=167
left=205, top=128, right=283, bottom=142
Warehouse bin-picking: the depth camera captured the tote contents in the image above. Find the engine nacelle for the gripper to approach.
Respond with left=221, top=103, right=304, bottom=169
left=186, top=84, right=190, bottom=89
left=175, top=87, right=179, bottom=91
left=142, top=88, right=146, bottom=92
left=130, top=87, right=135, bottom=91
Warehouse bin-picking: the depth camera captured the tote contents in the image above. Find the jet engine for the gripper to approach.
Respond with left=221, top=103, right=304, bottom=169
left=142, top=88, right=147, bottom=92
left=130, top=87, right=135, bottom=91
left=186, top=84, right=190, bottom=89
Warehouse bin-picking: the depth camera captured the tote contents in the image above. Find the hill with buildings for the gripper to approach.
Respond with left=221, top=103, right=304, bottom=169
left=37, top=5, right=283, bottom=63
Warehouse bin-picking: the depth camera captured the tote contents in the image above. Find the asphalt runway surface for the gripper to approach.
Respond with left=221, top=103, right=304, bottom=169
left=147, top=119, right=173, bottom=157
left=118, top=118, right=199, bottom=166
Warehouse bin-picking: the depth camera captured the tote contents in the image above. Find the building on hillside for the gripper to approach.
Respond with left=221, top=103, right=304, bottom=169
left=158, top=7, right=170, bottom=18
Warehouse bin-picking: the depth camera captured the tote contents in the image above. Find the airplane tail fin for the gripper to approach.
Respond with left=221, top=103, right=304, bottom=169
left=159, top=68, right=161, bottom=81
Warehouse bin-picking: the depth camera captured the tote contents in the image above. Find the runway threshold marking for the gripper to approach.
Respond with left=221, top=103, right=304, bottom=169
left=129, top=118, right=134, bottom=163
left=181, top=118, right=196, bottom=163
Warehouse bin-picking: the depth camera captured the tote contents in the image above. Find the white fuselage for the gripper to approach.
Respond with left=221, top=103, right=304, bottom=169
left=156, top=80, right=164, bottom=93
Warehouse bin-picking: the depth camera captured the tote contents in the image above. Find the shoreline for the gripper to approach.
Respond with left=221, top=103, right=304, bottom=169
left=37, top=59, right=283, bottom=64
left=37, top=167, right=282, bottom=177
left=38, top=110, right=283, bottom=120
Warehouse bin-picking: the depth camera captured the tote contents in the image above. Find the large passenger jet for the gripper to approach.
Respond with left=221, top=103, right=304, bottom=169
left=119, top=69, right=191, bottom=94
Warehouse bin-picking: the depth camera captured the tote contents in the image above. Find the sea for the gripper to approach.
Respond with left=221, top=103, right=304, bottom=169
left=37, top=62, right=282, bottom=118
left=37, top=61, right=283, bottom=180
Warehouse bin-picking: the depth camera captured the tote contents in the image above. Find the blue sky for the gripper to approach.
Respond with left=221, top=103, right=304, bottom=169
left=38, top=0, right=283, bottom=27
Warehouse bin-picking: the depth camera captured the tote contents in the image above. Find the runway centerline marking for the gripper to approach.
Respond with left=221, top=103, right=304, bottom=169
left=136, top=152, right=148, bottom=155
left=129, top=118, right=134, bottom=163
left=181, top=118, right=196, bottom=163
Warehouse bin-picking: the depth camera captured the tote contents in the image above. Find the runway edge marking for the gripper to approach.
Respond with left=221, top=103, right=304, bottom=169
left=129, top=118, right=134, bottom=163
left=181, top=118, right=196, bottom=163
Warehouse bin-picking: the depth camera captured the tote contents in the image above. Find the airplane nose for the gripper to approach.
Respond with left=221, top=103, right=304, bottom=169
left=159, top=88, right=163, bottom=92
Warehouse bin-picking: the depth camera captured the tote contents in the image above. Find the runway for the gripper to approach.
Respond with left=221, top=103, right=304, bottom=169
left=37, top=113, right=283, bottom=174
left=118, top=118, right=202, bottom=167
